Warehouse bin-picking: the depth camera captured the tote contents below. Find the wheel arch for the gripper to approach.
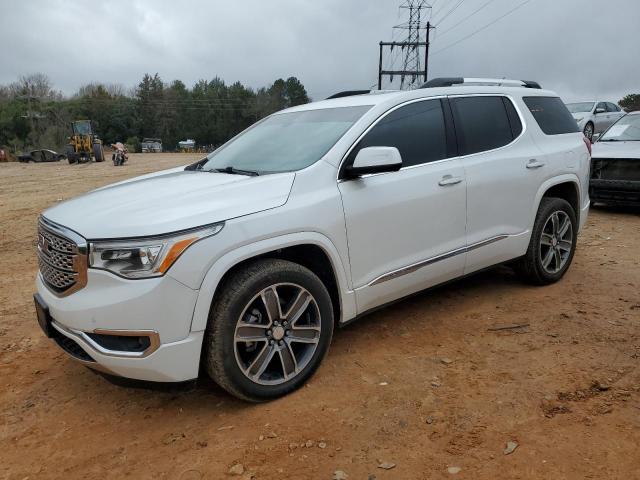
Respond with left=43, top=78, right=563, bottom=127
left=189, top=233, right=356, bottom=333
left=532, top=175, right=582, bottom=230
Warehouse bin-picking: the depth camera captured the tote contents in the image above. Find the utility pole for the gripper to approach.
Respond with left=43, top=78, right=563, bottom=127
left=378, top=1, right=435, bottom=90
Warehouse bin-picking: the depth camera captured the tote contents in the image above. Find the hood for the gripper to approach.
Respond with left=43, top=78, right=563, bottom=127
left=44, top=168, right=295, bottom=239
left=592, top=141, right=640, bottom=160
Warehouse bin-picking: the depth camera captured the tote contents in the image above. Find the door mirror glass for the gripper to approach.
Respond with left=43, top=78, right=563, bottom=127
left=345, top=147, right=402, bottom=178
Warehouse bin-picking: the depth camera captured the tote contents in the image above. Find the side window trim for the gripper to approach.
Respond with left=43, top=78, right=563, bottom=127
left=337, top=96, right=451, bottom=179
left=446, top=94, right=527, bottom=158
left=502, top=97, right=523, bottom=139
left=441, top=98, right=459, bottom=159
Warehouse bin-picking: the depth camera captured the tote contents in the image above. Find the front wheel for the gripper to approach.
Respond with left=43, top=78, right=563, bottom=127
left=583, top=122, right=594, bottom=141
left=515, top=197, right=578, bottom=285
left=203, top=259, right=334, bottom=402
left=93, top=143, right=104, bottom=162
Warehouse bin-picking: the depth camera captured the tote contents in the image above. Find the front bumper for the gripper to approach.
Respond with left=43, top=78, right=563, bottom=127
left=590, top=179, right=640, bottom=206
left=36, top=269, right=204, bottom=382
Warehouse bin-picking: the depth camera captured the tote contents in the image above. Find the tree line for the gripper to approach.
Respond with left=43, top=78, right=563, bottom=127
left=0, top=73, right=310, bottom=155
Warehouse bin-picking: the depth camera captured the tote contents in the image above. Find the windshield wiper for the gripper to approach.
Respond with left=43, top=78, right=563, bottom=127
left=184, top=157, right=209, bottom=171
left=213, top=166, right=260, bottom=176
left=599, top=138, right=622, bottom=142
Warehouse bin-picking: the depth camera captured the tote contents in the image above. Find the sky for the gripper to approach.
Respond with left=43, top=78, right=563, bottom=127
left=0, top=0, right=638, bottom=103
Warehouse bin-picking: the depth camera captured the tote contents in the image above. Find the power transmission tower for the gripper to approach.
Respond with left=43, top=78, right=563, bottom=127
left=378, top=1, right=435, bottom=90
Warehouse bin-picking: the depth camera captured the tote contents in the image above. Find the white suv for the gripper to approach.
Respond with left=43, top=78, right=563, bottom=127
left=34, top=78, right=591, bottom=401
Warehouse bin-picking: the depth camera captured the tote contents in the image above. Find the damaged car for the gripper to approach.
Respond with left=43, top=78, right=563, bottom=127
left=18, top=149, right=66, bottom=163
left=591, top=112, right=640, bottom=206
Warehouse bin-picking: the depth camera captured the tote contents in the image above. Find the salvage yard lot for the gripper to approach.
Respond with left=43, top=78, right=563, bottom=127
left=1, top=154, right=639, bottom=479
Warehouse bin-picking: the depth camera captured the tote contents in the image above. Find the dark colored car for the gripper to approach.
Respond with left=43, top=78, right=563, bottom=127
left=18, top=149, right=67, bottom=163
left=590, top=112, right=640, bottom=207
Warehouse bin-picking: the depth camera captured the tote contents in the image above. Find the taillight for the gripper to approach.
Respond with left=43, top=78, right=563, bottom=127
left=583, top=136, right=592, bottom=155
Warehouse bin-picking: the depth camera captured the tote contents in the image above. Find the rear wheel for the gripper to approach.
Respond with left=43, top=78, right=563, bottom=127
left=515, top=197, right=577, bottom=285
left=203, top=259, right=334, bottom=402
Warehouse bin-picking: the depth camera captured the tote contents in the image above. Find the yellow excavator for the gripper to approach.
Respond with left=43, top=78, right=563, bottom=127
left=65, top=120, right=105, bottom=164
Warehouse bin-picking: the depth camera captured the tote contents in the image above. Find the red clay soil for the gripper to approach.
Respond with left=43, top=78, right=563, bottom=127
left=1, top=154, right=639, bottom=479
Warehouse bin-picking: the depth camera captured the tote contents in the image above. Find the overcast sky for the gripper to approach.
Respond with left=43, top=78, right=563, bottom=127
left=0, top=0, right=637, bottom=103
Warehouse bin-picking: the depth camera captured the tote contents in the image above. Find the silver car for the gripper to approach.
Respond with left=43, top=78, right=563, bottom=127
left=566, top=101, right=626, bottom=141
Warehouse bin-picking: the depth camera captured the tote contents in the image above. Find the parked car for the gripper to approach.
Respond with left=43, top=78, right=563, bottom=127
left=18, top=149, right=66, bottom=163
left=141, top=138, right=163, bottom=153
left=566, top=101, right=626, bottom=141
left=34, top=78, right=591, bottom=401
left=590, top=112, right=640, bottom=206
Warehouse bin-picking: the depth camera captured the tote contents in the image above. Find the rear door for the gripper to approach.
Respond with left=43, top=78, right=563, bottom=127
left=606, top=103, right=625, bottom=127
left=338, top=98, right=467, bottom=313
left=450, top=95, right=543, bottom=274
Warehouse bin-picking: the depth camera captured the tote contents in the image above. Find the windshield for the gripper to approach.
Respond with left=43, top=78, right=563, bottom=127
left=199, top=106, right=371, bottom=174
left=600, top=114, right=640, bottom=141
left=565, top=102, right=594, bottom=114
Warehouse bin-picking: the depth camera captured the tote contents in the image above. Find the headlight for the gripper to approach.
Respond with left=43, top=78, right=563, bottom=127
left=89, top=223, right=224, bottom=279
left=575, top=117, right=584, bottom=123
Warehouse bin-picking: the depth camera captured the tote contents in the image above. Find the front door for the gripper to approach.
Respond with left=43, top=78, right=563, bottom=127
left=594, top=102, right=609, bottom=133
left=338, top=99, right=467, bottom=313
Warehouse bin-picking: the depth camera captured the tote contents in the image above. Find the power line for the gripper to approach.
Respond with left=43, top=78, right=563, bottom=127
left=432, top=0, right=468, bottom=25
left=436, top=0, right=500, bottom=38
left=431, top=0, right=534, bottom=56
left=429, top=0, right=445, bottom=20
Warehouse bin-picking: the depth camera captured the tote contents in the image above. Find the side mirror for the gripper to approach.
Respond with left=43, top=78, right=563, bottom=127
left=595, top=107, right=606, bottom=114
left=344, top=147, right=402, bottom=179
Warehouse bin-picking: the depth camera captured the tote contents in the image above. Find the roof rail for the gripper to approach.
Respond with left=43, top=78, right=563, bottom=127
left=421, top=77, right=542, bottom=89
left=326, top=90, right=372, bottom=100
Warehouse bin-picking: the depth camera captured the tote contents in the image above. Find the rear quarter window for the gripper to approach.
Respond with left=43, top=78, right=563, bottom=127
left=523, top=96, right=580, bottom=135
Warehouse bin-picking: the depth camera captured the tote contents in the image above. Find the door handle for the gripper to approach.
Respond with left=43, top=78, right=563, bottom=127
left=526, top=159, right=545, bottom=169
left=438, top=175, right=463, bottom=186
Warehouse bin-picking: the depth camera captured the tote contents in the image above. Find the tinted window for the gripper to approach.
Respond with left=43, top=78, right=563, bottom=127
left=348, top=99, right=447, bottom=168
left=606, top=103, right=619, bottom=112
left=523, top=96, right=580, bottom=135
left=450, top=96, right=515, bottom=155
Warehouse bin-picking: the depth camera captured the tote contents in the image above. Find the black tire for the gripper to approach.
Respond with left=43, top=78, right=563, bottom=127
left=515, top=197, right=578, bottom=285
left=583, top=122, right=594, bottom=141
left=203, top=259, right=334, bottom=402
left=65, top=145, right=77, bottom=164
left=93, top=143, right=104, bottom=162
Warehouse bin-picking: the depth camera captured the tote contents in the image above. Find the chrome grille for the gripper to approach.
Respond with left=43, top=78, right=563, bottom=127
left=37, top=219, right=88, bottom=296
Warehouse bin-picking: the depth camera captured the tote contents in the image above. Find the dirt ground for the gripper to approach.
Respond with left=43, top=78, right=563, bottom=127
left=1, top=153, right=639, bottom=480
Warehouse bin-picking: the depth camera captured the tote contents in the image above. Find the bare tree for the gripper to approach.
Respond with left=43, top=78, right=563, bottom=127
left=9, top=73, right=61, bottom=100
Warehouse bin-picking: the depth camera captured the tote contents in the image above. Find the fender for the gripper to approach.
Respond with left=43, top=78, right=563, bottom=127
left=189, top=232, right=357, bottom=332
left=530, top=174, right=582, bottom=231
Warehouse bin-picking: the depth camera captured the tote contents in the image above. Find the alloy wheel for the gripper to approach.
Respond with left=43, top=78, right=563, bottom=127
left=539, top=210, right=573, bottom=274
left=584, top=123, right=593, bottom=140
left=234, top=283, right=321, bottom=386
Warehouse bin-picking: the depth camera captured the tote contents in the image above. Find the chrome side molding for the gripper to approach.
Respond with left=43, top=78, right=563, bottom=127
left=368, top=234, right=510, bottom=286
